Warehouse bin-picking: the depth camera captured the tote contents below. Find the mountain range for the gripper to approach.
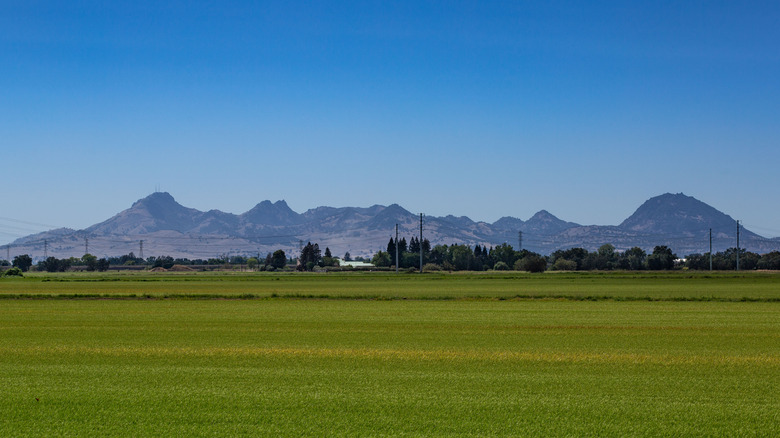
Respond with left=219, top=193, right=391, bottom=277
left=8, top=192, right=779, bottom=260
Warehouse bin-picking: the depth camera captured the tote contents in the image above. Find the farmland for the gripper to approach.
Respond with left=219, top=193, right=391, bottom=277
left=1, top=272, right=778, bottom=436
left=2, top=270, right=780, bottom=300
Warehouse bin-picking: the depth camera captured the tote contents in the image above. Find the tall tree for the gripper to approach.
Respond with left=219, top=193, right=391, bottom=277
left=82, top=254, right=98, bottom=271
left=409, top=237, right=420, bottom=254
left=647, top=246, right=677, bottom=270
left=12, top=254, right=32, bottom=272
left=298, top=242, right=322, bottom=270
left=386, top=238, right=396, bottom=257
left=491, top=243, right=517, bottom=267
left=271, top=250, right=286, bottom=269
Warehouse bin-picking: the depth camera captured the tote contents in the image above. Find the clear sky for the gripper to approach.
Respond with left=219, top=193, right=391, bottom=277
left=2, top=0, right=779, bottom=244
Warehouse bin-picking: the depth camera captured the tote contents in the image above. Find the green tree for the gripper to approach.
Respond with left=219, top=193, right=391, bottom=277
left=647, top=246, right=677, bottom=270
left=550, top=248, right=587, bottom=270
left=343, top=251, right=352, bottom=261
left=737, top=250, right=760, bottom=270
left=82, top=254, right=98, bottom=271
left=684, top=253, right=708, bottom=270
left=398, top=238, right=407, bottom=254
left=491, top=243, right=517, bottom=267
left=320, top=253, right=338, bottom=267
left=421, top=239, right=431, bottom=255
left=271, top=250, right=286, bottom=269
left=95, top=259, right=110, bottom=272
left=13, top=254, right=33, bottom=272
left=493, top=261, right=509, bottom=271
left=40, top=256, right=70, bottom=272
left=401, top=252, right=419, bottom=269
left=371, top=251, right=392, bottom=267
left=552, top=258, right=577, bottom=271
left=152, top=256, right=174, bottom=269
left=298, top=243, right=321, bottom=271
left=409, top=237, right=420, bottom=254
left=450, top=245, right=475, bottom=271
left=247, top=257, right=259, bottom=270
left=515, top=254, right=547, bottom=272
left=324, top=247, right=332, bottom=258
left=757, top=251, right=780, bottom=270
left=619, top=247, right=646, bottom=270
left=428, top=245, right=448, bottom=266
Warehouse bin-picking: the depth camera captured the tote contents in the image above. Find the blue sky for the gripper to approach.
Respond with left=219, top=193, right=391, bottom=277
left=2, top=0, right=779, bottom=243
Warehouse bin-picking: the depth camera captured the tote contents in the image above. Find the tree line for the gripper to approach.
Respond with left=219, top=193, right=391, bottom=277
left=0, top=254, right=111, bottom=273
left=4, top=243, right=779, bottom=274
left=371, top=239, right=548, bottom=272
left=369, top=239, right=780, bottom=272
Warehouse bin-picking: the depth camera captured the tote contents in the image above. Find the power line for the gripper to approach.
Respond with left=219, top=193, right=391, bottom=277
left=0, top=216, right=64, bottom=229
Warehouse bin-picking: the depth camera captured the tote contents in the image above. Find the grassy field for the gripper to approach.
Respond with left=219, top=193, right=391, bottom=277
left=1, top=272, right=778, bottom=436
left=2, top=270, right=780, bottom=300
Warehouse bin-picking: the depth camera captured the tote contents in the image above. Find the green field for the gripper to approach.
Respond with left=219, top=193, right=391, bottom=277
left=1, top=272, right=778, bottom=436
left=2, top=270, right=780, bottom=300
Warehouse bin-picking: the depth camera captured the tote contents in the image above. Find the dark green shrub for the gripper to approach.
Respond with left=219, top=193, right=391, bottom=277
left=3, top=267, right=23, bottom=277
left=516, top=255, right=548, bottom=273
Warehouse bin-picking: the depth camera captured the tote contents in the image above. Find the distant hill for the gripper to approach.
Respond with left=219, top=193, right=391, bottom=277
left=620, top=193, right=749, bottom=238
left=7, top=192, right=778, bottom=260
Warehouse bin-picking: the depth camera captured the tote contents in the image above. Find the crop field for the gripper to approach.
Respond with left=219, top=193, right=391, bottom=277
left=2, top=270, right=780, bottom=300
left=1, top=272, right=778, bottom=436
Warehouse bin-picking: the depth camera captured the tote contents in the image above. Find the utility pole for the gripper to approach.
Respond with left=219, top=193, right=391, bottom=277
left=419, top=213, right=424, bottom=273
left=395, top=224, right=399, bottom=274
left=44, top=240, right=48, bottom=259
left=736, top=220, right=740, bottom=271
left=518, top=231, right=523, bottom=251
left=709, top=228, right=713, bottom=271
left=139, top=240, right=144, bottom=260
left=6, top=245, right=9, bottom=262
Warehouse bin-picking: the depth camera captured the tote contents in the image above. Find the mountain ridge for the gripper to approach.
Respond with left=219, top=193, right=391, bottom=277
left=8, top=192, right=778, bottom=260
